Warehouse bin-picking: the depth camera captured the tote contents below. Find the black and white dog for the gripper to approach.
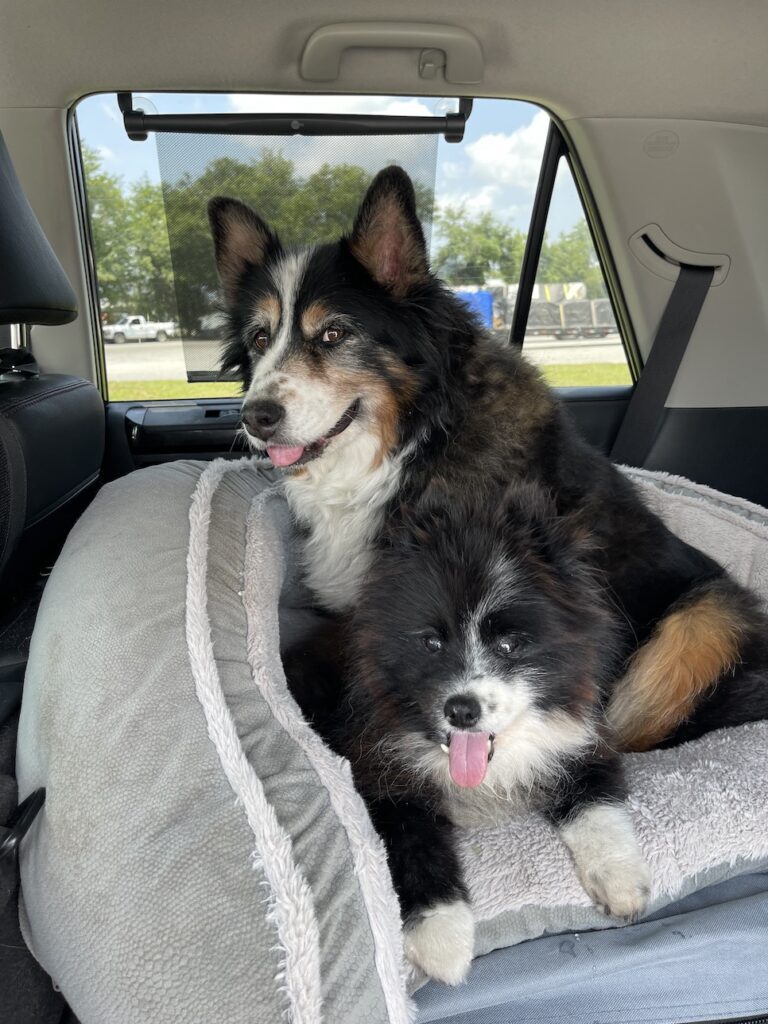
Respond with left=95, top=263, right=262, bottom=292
left=285, top=484, right=650, bottom=984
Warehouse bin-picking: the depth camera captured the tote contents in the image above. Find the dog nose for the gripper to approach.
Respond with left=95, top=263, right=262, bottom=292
left=242, top=400, right=285, bottom=440
left=444, top=695, right=481, bottom=729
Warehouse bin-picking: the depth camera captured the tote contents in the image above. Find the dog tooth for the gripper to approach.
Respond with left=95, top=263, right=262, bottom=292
left=440, top=743, right=450, bottom=754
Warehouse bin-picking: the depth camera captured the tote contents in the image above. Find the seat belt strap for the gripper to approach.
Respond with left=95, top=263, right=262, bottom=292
left=611, top=263, right=715, bottom=467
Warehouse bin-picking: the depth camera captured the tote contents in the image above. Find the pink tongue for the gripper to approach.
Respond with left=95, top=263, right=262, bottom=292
left=448, top=732, right=491, bottom=788
left=266, top=444, right=306, bottom=468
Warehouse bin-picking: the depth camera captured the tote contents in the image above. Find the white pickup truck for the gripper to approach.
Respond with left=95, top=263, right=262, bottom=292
left=102, top=314, right=177, bottom=344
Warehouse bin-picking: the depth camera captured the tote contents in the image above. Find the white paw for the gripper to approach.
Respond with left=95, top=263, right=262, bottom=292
left=560, top=802, right=652, bottom=922
left=578, top=851, right=651, bottom=920
left=403, top=899, right=475, bottom=985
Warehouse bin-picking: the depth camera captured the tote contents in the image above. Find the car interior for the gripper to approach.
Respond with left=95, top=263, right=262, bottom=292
left=2, top=2, right=768, bottom=1022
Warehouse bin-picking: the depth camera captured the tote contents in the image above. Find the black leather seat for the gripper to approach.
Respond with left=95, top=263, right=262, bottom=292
left=0, top=130, right=104, bottom=682
left=0, top=129, right=102, bottom=1024
left=0, top=373, right=104, bottom=609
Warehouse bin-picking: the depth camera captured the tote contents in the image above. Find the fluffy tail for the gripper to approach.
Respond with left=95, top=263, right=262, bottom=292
left=606, top=578, right=766, bottom=751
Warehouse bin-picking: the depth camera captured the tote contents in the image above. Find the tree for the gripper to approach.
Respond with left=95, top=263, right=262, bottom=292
left=81, top=145, right=133, bottom=315
left=82, top=145, right=437, bottom=330
left=82, top=146, right=178, bottom=320
left=125, top=180, right=176, bottom=320
left=160, top=151, right=433, bottom=332
left=433, top=206, right=526, bottom=286
left=539, top=221, right=606, bottom=298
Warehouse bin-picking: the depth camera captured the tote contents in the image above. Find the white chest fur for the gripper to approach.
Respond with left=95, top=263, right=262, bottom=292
left=284, top=428, right=406, bottom=612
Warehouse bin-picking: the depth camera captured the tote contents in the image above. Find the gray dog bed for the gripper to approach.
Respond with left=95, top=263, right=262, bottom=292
left=15, top=459, right=768, bottom=1023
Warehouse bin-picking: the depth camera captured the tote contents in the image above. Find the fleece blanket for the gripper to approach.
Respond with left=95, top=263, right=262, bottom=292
left=15, top=459, right=768, bottom=1022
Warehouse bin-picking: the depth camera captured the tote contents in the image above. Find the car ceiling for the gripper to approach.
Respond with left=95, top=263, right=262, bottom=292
left=2, top=0, right=768, bottom=413
left=1, top=0, right=767, bottom=126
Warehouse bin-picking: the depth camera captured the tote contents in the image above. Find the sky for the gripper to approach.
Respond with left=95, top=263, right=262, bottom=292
left=76, top=92, right=585, bottom=241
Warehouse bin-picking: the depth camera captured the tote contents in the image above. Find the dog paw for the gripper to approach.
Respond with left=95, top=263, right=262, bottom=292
left=579, top=854, right=651, bottom=921
left=559, top=802, right=652, bottom=922
left=404, top=899, right=475, bottom=985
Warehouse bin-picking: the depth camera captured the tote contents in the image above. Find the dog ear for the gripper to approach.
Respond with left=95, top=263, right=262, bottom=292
left=349, top=166, right=429, bottom=297
left=207, top=197, right=281, bottom=303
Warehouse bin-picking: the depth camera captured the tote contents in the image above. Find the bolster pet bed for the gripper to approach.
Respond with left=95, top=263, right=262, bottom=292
left=15, top=459, right=768, bottom=1024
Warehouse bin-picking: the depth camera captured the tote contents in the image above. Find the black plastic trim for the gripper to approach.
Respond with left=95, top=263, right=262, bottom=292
left=643, top=406, right=768, bottom=507
left=117, top=93, right=473, bottom=143
left=511, top=121, right=566, bottom=349
left=555, top=385, right=632, bottom=454
left=104, top=386, right=631, bottom=475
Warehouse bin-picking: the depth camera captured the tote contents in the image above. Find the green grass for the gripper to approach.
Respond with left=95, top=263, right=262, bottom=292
left=541, top=363, right=632, bottom=387
left=108, top=364, right=631, bottom=402
left=108, top=380, right=242, bottom=401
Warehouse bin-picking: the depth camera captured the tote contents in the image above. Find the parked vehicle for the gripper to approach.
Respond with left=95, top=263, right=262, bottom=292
left=591, top=297, right=618, bottom=337
left=556, top=299, right=593, bottom=339
left=102, top=314, right=177, bottom=344
left=526, top=299, right=562, bottom=336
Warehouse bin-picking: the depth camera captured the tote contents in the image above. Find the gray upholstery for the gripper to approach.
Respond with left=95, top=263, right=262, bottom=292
left=17, top=460, right=411, bottom=1024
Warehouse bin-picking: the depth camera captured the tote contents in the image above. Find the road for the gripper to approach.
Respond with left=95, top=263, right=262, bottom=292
left=105, top=335, right=627, bottom=381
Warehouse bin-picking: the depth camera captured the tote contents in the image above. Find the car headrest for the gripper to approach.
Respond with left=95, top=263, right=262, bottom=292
left=0, top=131, right=77, bottom=326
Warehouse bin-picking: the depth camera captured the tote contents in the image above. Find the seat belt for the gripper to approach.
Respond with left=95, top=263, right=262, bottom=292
left=610, top=263, right=715, bottom=467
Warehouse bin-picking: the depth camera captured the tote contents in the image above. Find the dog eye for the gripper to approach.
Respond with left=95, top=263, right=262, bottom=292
left=422, top=633, right=443, bottom=653
left=321, top=325, right=346, bottom=345
left=495, top=637, right=519, bottom=656
left=252, top=329, right=270, bottom=351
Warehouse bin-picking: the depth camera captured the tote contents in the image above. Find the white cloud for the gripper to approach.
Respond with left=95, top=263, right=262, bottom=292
left=438, top=183, right=501, bottom=215
left=228, top=94, right=436, bottom=117
left=465, top=110, right=550, bottom=192
left=97, top=144, right=116, bottom=161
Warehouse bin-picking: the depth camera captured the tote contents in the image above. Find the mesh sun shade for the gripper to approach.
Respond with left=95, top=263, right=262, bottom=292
left=156, top=131, right=438, bottom=381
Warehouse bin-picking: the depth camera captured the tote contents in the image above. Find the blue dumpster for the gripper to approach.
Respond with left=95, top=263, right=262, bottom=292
left=455, top=289, right=493, bottom=327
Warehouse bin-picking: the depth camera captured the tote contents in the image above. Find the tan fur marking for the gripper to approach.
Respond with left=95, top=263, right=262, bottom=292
left=607, top=592, right=743, bottom=751
left=301, top=301, right=331, bottom=338
left=330, top=368, right=402, bottom=468
left=256, top=294, right=281, bottom=332
left=335, top=355, right=418, bottom=468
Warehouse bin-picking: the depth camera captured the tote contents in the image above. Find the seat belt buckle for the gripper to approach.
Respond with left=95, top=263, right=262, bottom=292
left=0, top=787, right=46, bottom=863
left=0, top=787, right=45, bottom=910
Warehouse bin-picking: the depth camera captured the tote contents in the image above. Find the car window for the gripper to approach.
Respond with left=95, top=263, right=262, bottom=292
left=74, top=93, right=631, bottom=401
left=522, top=161, right=630, bottom=387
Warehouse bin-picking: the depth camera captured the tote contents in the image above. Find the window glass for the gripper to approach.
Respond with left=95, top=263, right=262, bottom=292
left=75, top=94, right=628, bottom=399
left=522, top=161, right=630, bottom=386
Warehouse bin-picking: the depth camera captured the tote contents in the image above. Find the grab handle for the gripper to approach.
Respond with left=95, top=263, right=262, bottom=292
left=300, top=22, right=484, bottom=84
